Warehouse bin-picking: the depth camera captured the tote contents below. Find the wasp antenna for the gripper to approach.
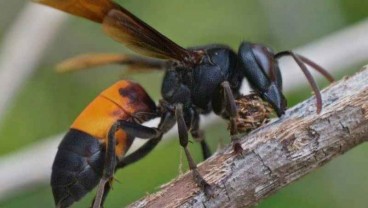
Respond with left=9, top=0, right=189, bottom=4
left=275, top=51, right=322, bottom=114
left=295, top=54, right=335, bottom=82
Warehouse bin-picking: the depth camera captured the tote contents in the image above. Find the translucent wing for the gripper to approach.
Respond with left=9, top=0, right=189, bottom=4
left=56, top=53, right=166, bottom=73
left=35, top=0, right=120, bottom=23
left=102, top=9, right=201, bottom=64
left=35, top=0, right=202, bottom=65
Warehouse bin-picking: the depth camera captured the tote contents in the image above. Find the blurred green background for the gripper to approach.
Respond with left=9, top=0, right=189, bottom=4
left=0, top=0, right=368, bottom=207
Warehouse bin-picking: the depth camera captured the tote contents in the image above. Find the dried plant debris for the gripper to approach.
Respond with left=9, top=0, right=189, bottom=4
left=233, top=94, right=273, bottom=133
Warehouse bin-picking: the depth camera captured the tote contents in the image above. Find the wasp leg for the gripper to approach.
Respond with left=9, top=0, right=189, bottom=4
left=93, top=120, right=162, bottom=208
left=190, top=113, right=211, bottom=160
left=93, top=137, right=164, bottom=207
left=91, top=123, right=158, bottom=208
left=118, top=137, right=162, bottom=169
left=117, top=111, right=177, bottom=168
left=92, top=137, right=163, bottom=207
left=91, top=113, right=177, bottom=206
left=175, top=104, right=213, bottom=196
left=93, top=123, right=119, bottom=208
left=95, top=183, right=111, bottom=208
left=119, top=120, right=160, bottom=138
left=221, top=81, right=243, bottom=154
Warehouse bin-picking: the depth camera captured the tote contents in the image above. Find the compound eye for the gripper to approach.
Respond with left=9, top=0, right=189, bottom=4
left=252, top=44, right=273, bottom=74
left=252, top=43, right=274, bottom=54
left=252, top=43, right=274, bottom=57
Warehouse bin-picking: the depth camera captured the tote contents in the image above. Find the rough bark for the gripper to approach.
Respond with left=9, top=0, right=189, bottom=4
left=129, top=65, right=368, bottom=208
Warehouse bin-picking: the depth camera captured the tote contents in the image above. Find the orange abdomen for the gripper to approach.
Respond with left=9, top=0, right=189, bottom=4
left=71, top=80, right=156, bottom=157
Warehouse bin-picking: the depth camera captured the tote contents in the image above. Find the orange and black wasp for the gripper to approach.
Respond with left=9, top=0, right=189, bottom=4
left=35, top=0, right=334, bottom=207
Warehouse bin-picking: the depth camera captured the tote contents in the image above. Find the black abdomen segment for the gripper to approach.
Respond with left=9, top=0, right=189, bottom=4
left=51, top=129, right=105, bottom=208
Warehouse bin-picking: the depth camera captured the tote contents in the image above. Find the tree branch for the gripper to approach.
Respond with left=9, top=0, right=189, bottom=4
left=128, top=65, right=368, bottom=208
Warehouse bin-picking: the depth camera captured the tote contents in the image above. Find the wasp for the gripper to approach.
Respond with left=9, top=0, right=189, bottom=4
left=50, top=80, right=176, bottom=208
left=35, top=0, right=334, bottom=207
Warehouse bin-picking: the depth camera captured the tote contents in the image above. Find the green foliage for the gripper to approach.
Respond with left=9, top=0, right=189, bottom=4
left=340, top=0, right=368, bottom=23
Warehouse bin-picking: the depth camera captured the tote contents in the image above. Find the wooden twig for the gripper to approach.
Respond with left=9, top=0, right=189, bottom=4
left=129, top=65, right=368, bottom=208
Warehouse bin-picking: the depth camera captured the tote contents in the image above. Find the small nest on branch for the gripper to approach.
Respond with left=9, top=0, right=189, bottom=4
left=233, top=94, right=273, bottom=133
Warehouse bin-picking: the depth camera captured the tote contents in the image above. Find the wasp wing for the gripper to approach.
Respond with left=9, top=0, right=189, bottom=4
left=35, top=0, right=202, bottom=64
left=102, top=9, right=201, bottom=63
left=57, top=53, right=166, bottom=73
left=35, top=0, right=119, bottom=23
